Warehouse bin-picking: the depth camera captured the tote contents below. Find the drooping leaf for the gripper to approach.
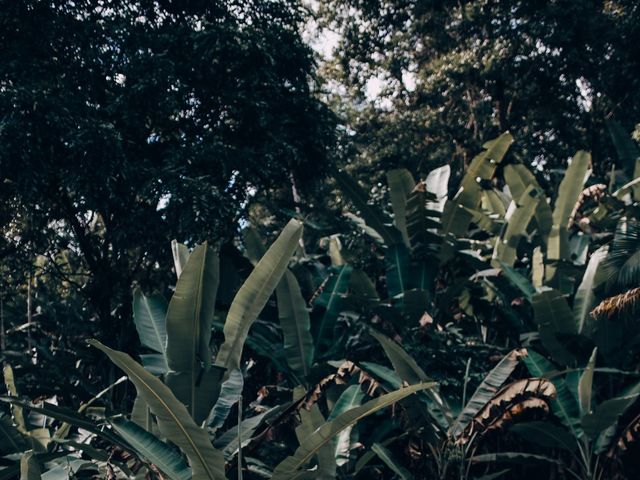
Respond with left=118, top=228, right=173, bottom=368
left=109, top=418, right=191, bottom=480
left=450, top=349, right=528, bottom=438
left=335, top=171, right=402, bottom=246
left=271, top=383, right=435, bottom=479
left=503, top=164, right=552, bottom=242
left=166, top=242, right=219, bottom=372
left=216, top=219, right=303, bottom=371
left=387, top=169, right=415, bottom=247
left=132, top=288, right=168, bottom=356
left=424, top=165, right=450, bottom=212
left=90, top=340, right=225, bottom=480
left=206, top=369, right=243, bottom=432
left=276, top=270, right=314, bottom=383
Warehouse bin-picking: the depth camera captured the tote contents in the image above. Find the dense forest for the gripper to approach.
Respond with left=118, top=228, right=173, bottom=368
left=1, top=1, right=640, bottom=479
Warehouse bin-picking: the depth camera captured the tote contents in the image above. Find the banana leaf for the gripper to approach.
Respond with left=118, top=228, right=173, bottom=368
left=522, top=350, right=582, bottom=436
left=90, top=340, right=225, bottom=480
left=171, top=240, right=190, bottom=279
left=532, top=288, right=577, bottom=366
left=132, top=288, right=168, bottom=356
left=276, top=270, right=314, bottom=383
left=271, top=382, right=434, bottom=480
left=450, top=348, right=526, bottom=438
left=329, top=385, right=366, bottom=466
left=578, top=348, right=597, bottom=416
left=371, top=443, right=413, bottom=480
left=314, top=264, right=352, bottom=355
left=20, top=451, right=41, bottom=480
left=547, top=151, right=591, bottom=263
left=216, top=219, right=303, bottom=371
left=574, top=246, right=608, bottom=336
left=387, top=168, right=415, bottom=246
left=109, top=417, right=191, bottom=480
left=166, top=242, right=219, bottom=372
left=164, top=367, right=225, bottom=425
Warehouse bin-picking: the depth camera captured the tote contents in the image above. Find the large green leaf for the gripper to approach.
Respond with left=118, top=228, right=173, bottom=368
left=405, top=184, right=441, bottom=259
left=442, top=132, right=513, bottom=235
left=206, top=369, right=243, bottom=431
left=295, top=394, right=335, bottom=480
left=271, top=382, right=434, bottom=480
left=522, top=350, right=582, bottom=436
left=166, top=243, right=220, bottom=372
left=509, top=421, right=576, bottom=452
left=132, top=288, right=168, bottom=355
left=547, top=151, right=591, bottom=263
left=371, top=443, right=413, bottom=480
left=387, top=169, right=415, bottom=247
left=532, top=289, right=577, bottom=365
left=503, top=164, right=552, bottom=241
left=574, top=246, right=608, bottom=336
left=607, top=119, right=640, bottom=195
left=90, top=340, right=225, bottom=480
left=276, top=270, right=314, bottom=383
left=0, top=415, right=27, bottom=454
left=314, top=265, right=352, bottom=355
left=582, top=394, right=640, bottom=440
left=171, top=240, right=190, bottom=279
left=164, top=367, right=225, bottom=425
left=578, top=348, right=597, bottom=416
left=369, top=330, right=428, bottom=384
left=216, top=219, right=303, bottom=371
left=335, top=170, right=402, bottom=246
left=385, top=244, right=409, bottom=298
left=329, top=385, right=366, bottom=466
left=450, top=348, right=526, bottom=438
left=492, top=186, right=542, bottom=267
left=109, top=418, right=191, bottom=480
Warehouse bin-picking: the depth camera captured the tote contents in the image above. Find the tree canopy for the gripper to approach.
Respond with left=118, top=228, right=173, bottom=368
left=318, top=0, right=640, bottom=180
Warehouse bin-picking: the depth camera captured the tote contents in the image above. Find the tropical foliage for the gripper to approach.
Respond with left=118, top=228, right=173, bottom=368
left=2, top=126, right=640, bottom=479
